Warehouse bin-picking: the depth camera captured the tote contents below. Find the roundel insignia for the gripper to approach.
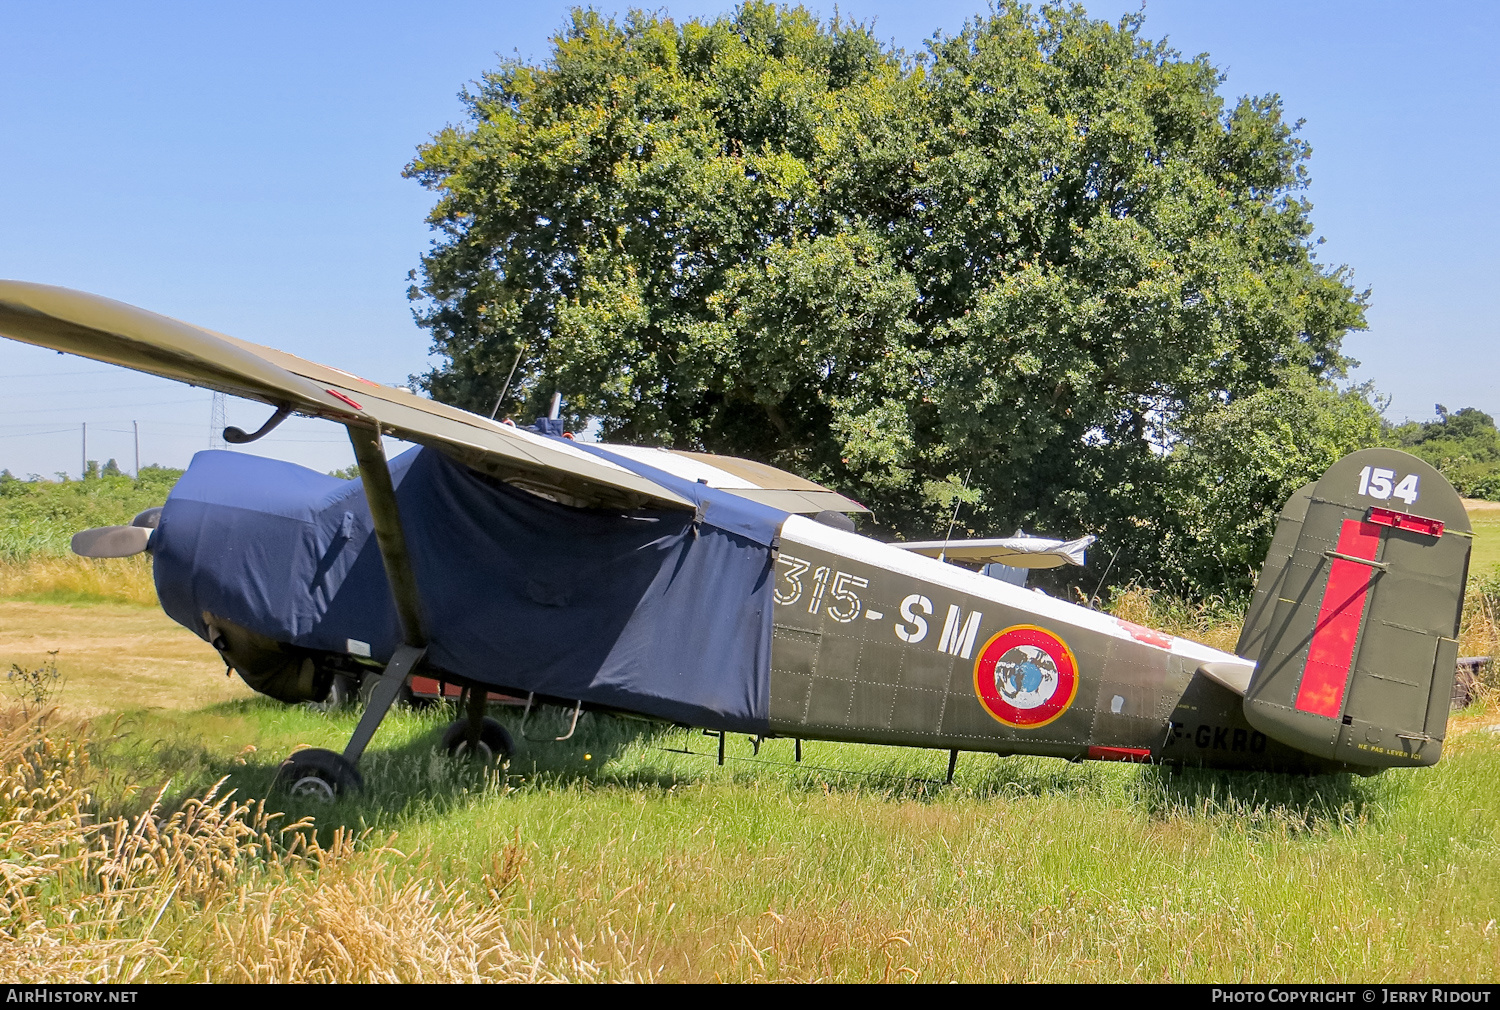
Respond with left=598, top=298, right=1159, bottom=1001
left=972, top=625, right=1080, bottom=729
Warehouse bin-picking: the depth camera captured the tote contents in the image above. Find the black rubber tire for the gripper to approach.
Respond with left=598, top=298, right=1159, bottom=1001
left=357, top=673, right=416, bottom=709
left=309, top=672, right=358, bottom=712
left=441, top=717, right=514, bottom=762
left=274, top=747, right=363, bottom=800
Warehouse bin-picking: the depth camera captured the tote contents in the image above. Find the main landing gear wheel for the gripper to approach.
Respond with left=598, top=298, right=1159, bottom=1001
left=274, top=747, right=363, bottom=800
left=441, top=717, right=514, bottom=762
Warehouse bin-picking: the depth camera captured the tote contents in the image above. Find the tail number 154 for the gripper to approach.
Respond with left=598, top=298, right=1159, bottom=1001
left=1357, top=466, right=1419, bottom=504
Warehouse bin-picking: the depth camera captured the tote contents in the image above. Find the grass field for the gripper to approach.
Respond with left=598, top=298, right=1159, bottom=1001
left=1, top=505, right=1498, bottom=980
left=1465, top=499, right=1500, bottom=574
left=1, top=681, right=1497, bottom=982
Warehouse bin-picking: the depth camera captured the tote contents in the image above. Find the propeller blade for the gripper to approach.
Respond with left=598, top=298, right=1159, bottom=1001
left=71, top=525, right=152, bottom=558
left=131, top=506, right=163, bottom=528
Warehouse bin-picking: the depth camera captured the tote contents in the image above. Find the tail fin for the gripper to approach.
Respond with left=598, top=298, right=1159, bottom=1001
left=1240, top=448, right=1471, bottom=768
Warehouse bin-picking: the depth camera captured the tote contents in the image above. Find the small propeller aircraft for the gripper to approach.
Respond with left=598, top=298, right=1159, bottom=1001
left=0, top=281, right=1473, bottom=797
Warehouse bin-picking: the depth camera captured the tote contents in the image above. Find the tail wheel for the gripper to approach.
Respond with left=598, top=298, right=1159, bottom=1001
left=441, top=717, right=514, bottom=762
left=358, top=672, right=416, bottom=709
left=309, top=672, right=358, bottom=712
left=274, top=747, right=363, bottom=800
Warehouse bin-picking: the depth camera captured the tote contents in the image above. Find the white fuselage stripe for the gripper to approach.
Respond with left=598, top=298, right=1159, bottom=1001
left=778, top=515, right=1250, bottom=669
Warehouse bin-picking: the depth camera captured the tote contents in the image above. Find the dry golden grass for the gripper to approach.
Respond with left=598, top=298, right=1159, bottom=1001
left=1460, top=576, right=1500, bottom=658
left=208, top=857, right=603, bottom=983
left=0, top=709, right=608, bottom=982
left=1105, top=584, right=1243, bottom=653
left=0, top=600, right=254, bottom=715
left=0, top=712, right=171, bottom=982
left=1457, top=575, right=1500, bottom=707
left=0, top=555, right=157, bottom=607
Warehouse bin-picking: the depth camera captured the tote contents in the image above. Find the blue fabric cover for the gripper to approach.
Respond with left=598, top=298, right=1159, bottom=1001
left=154, top=446, right=785, bottom=732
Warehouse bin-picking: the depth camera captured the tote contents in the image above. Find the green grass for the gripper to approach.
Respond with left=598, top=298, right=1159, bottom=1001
left=6, top=479, right=1500, bottom=979
left=1469, top=510, right=1500, bottom=574
left=76, top=695, right=1500, bottom=982
left=0, top=469, right=179, bottom=607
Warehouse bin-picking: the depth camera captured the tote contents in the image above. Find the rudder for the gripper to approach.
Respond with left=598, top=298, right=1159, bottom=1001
left=1240, top=448, right=1471, bottom=768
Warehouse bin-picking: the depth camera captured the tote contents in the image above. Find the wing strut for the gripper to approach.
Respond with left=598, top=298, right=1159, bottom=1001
left=347, top=425, right=427, bottom=648
left=276, top=424, right=432, bottom=793
left=339, top=424, right=428, bottom=766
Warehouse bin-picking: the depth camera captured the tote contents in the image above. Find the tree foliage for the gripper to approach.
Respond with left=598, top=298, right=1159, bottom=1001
left=1387, top=406, right=1500, bottom=500
left=1161, top=380, right=1382, bottom=592
left=406, top=2, right=1369, bottom=593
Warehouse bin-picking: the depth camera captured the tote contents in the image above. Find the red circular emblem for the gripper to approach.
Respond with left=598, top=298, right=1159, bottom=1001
left=972, top=625, right=1080, bottom=728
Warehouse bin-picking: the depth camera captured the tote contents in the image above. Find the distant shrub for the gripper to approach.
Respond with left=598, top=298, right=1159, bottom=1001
left=0, top=467, right=183, bottom=563
left=1387, top=406, right=1500, bottom=500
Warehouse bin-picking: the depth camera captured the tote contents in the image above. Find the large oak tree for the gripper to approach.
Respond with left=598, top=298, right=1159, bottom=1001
left=406, top=2, right=1372, bottom=593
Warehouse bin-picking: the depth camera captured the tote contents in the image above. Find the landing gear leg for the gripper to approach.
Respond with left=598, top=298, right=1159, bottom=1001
left=441, top=685, right=514, bottom=761
left=343, top=644, right=425, bottom=765
left=275, top=644, right=424, bottom=798
left=276, top=424, right=430, bottom=800
left=464, top=682, right=486, bottom=750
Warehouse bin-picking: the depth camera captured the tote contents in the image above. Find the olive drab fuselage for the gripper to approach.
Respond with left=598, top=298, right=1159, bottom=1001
left=766, top=516, right=1330, bottom=772
left=762, top=444, right=1472, bottom=775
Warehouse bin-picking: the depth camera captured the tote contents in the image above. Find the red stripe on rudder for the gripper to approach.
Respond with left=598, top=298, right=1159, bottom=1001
left=1296, top=520, right=1382, bottom=718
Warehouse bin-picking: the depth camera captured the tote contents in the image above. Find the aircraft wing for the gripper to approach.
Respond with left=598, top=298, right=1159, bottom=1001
left=0, top=281, right=865, bottom=513
left=891, top=534, right=1096, bottom=569
left=595, top=444, right=868, bottom=515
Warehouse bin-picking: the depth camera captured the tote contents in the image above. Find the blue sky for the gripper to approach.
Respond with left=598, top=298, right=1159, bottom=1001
left=3, top=1, right=1496, bottom=476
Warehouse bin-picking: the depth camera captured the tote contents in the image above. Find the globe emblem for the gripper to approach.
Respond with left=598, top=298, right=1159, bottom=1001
left=994, top=644, right=1059, bottom=711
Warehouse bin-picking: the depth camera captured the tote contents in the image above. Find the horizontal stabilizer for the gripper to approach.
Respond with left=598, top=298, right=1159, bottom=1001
left=595, top=444, right=869, bottom=515
left=892, top=534, right=1096, bottom=569
left=1198, top=661, right=1255, bottom=697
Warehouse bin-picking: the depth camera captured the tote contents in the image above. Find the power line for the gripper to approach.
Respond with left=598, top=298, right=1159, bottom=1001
left=0, top=427, right=346, bottom=445
left=0, top=367, right=134, bottom=379
left=2, top=381, right=197, bottom=395
left=0, top=428, right=78, bottom=438
left=0, top=396, right=207, bottom=415
left=0, top=419, right=348, bottom=442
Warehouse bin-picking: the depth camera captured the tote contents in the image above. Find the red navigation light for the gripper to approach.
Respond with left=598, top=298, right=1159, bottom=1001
left=325, top=388, right=364, bottom=411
